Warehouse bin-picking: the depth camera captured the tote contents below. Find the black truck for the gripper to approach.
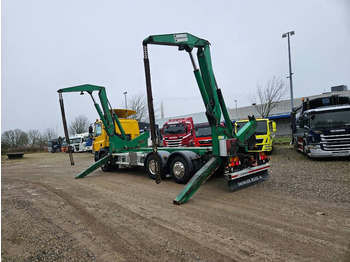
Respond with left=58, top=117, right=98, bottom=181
left=291, top=94, right=350, bottom=158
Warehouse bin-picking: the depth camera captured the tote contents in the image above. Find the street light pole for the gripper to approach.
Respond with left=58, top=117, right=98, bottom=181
left=234, top=100, right=238, bottom=119
left=123, top=91, right=128, bottom=118
left=282, top=31, right=295, bottom=112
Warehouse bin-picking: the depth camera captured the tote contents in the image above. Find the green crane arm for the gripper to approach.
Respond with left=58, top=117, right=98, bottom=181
left=57, top=84, right=127, bottom=140
left=143, top=33, right=255, bottom=155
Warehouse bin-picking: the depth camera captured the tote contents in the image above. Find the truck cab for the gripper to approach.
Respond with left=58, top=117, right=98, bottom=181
left=93, top=109, right=141, bottom=161
left=194, top=122, right=212, bottom=147
left=49, top=139, right=62, bottom=153
left=235, top=118, right=276, bottom=153
left=162, top=117, right=195, bottom=147
left=70, top=133, right=91, bottom=152
left=294, top=98, right=350, bottom=158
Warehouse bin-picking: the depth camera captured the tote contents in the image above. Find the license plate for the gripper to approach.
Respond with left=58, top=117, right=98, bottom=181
left=332, top=151, right=349, bottom=156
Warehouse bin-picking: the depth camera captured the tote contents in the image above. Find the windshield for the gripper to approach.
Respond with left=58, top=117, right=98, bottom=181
left=195, top=126, right=211, bottom=137
left=163, top=124, right=186, bottom=135
left=71, top=138, right=81, bottom=143
left=309, top=108, right=350, bottom=129
left=52, top=141, right=60, bottom=145
left=237, top=121, right=267, bottom=135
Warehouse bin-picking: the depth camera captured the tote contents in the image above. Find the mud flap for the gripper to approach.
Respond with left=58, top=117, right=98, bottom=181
left=228, top=170, right=270, bottom=191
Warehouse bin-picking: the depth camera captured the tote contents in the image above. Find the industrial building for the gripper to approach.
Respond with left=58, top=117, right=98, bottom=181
left=156, top=87, right=349, bottom=137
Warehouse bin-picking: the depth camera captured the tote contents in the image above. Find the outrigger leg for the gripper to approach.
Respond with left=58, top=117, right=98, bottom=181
left=75, top=154, right=113, bottom=179
left=173, top=157, right=221, bottom=205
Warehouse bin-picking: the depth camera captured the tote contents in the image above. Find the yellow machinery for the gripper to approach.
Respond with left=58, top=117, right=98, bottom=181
left=93, top=109, right=141, bottom=166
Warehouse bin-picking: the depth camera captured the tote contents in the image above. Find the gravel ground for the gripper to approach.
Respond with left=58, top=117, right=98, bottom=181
left=1, top=145, right=350, bottom=261
left=262, top=145, right=350, bottom=203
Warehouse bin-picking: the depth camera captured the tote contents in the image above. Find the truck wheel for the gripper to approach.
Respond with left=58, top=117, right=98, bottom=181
left=145, top=154, right=166, bottom=180
left=170, top=156, right=192, bottom=184
left=99, top=152, right=112, bottom=172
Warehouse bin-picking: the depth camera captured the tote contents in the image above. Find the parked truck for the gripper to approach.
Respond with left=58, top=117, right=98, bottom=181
left=235, top=118, right=276, bottom=153
left=49, top=139, right=62, bottom=153
left=194, top=122, right=212, bottom=147
left=58, top=32, right=270, bottom=204
left=70, top=133, right=92, bottom=152
left=92, top=109, right=143, bottom=169
left=162, top=117, right=195, bottom=147
left=291, top=94, right=350, bottom=158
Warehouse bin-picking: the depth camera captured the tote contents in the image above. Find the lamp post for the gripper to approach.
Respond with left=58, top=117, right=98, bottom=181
left=234, top=100, right=238, bottom=119
left=282, top=31, right=295, bottom=112
left=123, top=91, right=128, bottom=118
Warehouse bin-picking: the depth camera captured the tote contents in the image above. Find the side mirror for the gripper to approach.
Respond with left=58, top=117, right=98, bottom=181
left=89, top=125, right=93, bottom=134
left=272, top=122, right=277, bottom=132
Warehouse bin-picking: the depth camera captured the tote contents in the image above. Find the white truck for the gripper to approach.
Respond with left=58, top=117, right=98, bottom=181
left=70, top=133, right=92, bottom=152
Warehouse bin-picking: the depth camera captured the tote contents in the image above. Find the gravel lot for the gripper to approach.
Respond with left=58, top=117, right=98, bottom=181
left=1, top=145, right=350, bottom=261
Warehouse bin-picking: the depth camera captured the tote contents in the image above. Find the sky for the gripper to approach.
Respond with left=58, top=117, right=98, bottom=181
left=2, top=0, right=350, bottom=136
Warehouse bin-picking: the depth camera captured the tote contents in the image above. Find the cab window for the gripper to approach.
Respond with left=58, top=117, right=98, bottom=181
left=95, top=122, right=102, bottom=137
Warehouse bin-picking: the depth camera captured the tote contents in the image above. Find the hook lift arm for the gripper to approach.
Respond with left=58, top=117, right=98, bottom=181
left=57, top=84, right=127, bottom=140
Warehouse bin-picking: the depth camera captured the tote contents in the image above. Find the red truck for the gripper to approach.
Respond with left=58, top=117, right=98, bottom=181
left=194, top=123, right=212, bottom=147
left=162, top=117, right=195, bottom=147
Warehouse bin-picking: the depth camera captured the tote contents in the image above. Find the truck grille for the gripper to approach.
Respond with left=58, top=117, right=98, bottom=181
left=166, top=139, right=181, bottom=147
left=199, top=140, right=211, bottom=145
left=320, top=133, right=350, bottom=151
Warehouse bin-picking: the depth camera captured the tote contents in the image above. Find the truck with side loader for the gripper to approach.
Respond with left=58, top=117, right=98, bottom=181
left=291, top=94, right=350, bottom=158
left=58, top=33, right=270, bottom=204
left=92, top=109, right=142, bottom=168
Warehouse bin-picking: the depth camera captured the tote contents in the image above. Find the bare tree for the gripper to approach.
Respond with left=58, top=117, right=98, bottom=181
left=69, top=115, right=90, bottom=135
left=1, top=129, right=28, bottom=148
left=248, top=76, right=288, bottom=118
left=27, top=129, right=42, bottom=147
left=42, top=128, right=57, bottom=142
left=121, top=93, right=153, bottom=122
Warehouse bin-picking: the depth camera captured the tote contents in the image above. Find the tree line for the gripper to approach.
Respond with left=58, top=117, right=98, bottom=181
left=2, top=115, right=90, bottom=150
left=2, top=92, right=151, bottom=151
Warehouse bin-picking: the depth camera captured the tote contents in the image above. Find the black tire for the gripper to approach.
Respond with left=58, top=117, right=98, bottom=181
left=169, top=156, right=192, bottom=184
left=145, top=154, right=167, bottom=180
left=99, top=152, right=112, bottom=172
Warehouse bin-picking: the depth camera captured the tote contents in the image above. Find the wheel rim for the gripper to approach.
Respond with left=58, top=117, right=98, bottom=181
left=148, top=159, right=158, bottom=175
left=172, top=161, right=185, bottom=178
